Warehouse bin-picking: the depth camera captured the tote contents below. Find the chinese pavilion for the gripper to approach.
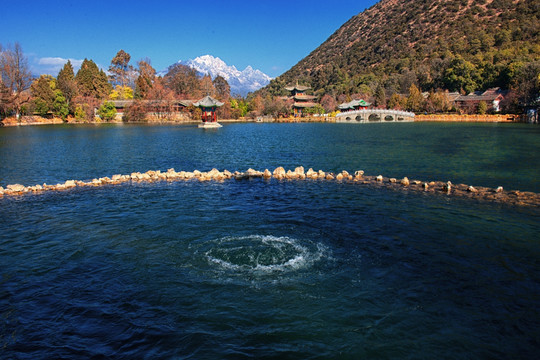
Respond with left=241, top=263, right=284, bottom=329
left=193, top=95, right=224, bottom=128
left=338, top=99, right=372, bottom=111
left=285, top=83, right=317, bottom=116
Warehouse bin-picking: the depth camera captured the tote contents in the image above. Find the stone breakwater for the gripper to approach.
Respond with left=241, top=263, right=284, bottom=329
left=0, top=167, right=538, bottom=207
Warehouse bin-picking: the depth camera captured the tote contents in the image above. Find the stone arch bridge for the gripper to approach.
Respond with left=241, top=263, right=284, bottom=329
left=335, top=109, right=415, bottom=123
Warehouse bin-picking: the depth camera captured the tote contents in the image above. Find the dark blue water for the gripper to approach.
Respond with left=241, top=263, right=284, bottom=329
left=1, top=123, right=539, bottom=359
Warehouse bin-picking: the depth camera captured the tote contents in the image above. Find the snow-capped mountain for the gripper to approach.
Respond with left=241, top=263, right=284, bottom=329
left=179, top=55, right=272, bottom=96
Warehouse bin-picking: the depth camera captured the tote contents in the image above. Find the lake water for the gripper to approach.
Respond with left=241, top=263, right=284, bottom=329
left=1, top=122, right=539, bottom=359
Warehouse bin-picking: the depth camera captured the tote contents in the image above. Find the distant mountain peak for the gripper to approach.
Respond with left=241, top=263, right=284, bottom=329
left=179, top=55, right=272, bottom=96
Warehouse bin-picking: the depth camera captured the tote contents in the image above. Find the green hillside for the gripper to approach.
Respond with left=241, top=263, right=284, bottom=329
left=263, top=0, right=539, bottom=103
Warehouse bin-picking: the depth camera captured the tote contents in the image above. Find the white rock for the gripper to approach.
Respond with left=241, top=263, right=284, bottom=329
left=401, top=177, right=410, bottom=186
left=273, top=167, right=286, bottom=177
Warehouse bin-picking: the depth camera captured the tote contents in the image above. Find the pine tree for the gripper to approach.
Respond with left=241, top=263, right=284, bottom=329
left=57, top=60, right=78, bottom=109
left=30, top=75, right=56, bottom=116
left=75, top=59, right=111, bottom=99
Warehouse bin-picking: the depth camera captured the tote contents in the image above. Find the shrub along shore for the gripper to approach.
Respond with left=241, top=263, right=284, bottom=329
left=0, top=113, right=524, bottom=126
left=1, top=167, right=538, bottom=207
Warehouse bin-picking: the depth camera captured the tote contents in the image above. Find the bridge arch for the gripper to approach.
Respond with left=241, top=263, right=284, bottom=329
left=335, top=109, right=415, bottom=123
left=368, top=113, right=381, bottom=122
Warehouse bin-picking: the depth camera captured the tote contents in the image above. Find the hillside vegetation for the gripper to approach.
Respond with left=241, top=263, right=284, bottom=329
left=263, top=0, right=539, bottom=104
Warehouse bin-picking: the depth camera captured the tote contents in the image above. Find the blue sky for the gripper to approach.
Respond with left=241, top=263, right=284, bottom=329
left=2, top=0, right=378, bottom=78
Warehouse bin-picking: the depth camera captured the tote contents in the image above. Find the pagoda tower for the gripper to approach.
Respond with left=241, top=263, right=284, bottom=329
left=285, top=82, right=317, bottom=117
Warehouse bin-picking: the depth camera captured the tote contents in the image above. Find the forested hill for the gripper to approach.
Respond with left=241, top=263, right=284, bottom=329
left=263, top=0, right=539, bottom=98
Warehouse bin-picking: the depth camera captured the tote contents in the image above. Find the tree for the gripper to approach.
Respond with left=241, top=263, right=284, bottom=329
left=109, top=50, right=133, bottom=87
left=57, top=60, right=78, bottom=111
left=248, top=94, right=264, bottom=117
left=123, top=100, right=147, bottom=122
left=230, top=96, right=249, bottom=118
left=97, top=101, right=117, bottom=121
left=425, top=90, right=451, bottom=113
left=388, top=93, right=407, bottom=110
left=75, top=59, right=111, bottom=99
left=30, top=75, right=56, bottom=116
left=213, top=75, right=230, bottom=100
left=0, top=81, right=11, bottom=118
left=374, top=83, right=386, bottom=108
left=512, top=61, right=540, bottom=108
left=146, top=77, right=176, bottom=119
left=320, top=94, right=337, bottom=113
left=443, top=56, right=480, bottom=94
left=477, top=101, right=488, bottom=114
left=109, top=85, right=133, bottom=100
left=406, top=84, right=424, bottom=112
left=164, top=63, right=201, bottom=98
left=53, top=90, right=69, bottom=120
left=200, top=75, right=215, bottom=96
left=0, top=42, right=33, bottom=118
left=263, top=94, right=290, bottom=118
left=134, top=59, right=156, bottom=99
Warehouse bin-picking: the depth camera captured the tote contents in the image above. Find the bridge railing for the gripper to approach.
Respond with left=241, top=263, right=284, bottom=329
left=336, top=109, right=416, bottom=118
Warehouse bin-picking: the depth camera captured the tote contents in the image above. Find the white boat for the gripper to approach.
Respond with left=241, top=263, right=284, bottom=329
left=198, top=122, right=223, bottom=128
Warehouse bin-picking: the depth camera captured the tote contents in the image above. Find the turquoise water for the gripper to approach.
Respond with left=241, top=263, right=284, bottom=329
left=0, top=123, right=539, bottom=359
left=1, top=122, right=538, bottom=192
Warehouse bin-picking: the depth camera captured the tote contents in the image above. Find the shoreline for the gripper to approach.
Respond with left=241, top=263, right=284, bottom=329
left=1, top=114, right=525, bottom=127
left=414, top=114, right=518, bottom=122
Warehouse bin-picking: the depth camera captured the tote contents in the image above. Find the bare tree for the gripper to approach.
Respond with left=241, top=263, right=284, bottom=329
left=135, top=59, right=156, bottom=99
left=213, top=75, right=230, bottom=100
left=109, top=50, right=133, bottom=87
left=0, top=43, right=33, bottom=118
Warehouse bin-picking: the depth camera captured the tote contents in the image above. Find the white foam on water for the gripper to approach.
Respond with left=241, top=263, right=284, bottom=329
left=203, top=235, right=328, bottom=274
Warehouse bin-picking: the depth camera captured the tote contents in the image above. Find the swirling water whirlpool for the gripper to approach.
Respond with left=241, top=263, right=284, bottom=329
left=195, top=235, right=329, bottom=277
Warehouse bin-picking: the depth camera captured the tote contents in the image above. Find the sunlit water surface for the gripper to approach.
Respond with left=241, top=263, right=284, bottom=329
left=1, top=123, right=539, bottom=359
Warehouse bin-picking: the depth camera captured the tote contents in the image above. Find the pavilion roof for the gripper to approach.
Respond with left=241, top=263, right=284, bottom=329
left=285, top=84, right=311, bottom=92
left=293, top=94, right=317, bottom=101
left=338, top=99, right=371, bottom=110
left=293, top=102, right=317, bottom=108
left=193, top=95, right=224, bottom=108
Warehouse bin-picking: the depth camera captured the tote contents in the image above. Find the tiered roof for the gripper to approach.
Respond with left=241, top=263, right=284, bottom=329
left=293, top=94, right=317, bottom=101
left=293, top=102, right=318, bottom=108
left=285, top=84, right=311, bottom=92
left=193, top=95, right=224, bottom=108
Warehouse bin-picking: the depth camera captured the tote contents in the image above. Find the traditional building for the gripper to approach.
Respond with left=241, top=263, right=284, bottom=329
left=454, top=88, right=506, bottom=113
left=338, top=99, right=372, bottom=111
left=285, top=83, right=317, bottom=116
left=193, top=95, right=224, bottom=128
left=110, top=99, right=192, bottom=121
